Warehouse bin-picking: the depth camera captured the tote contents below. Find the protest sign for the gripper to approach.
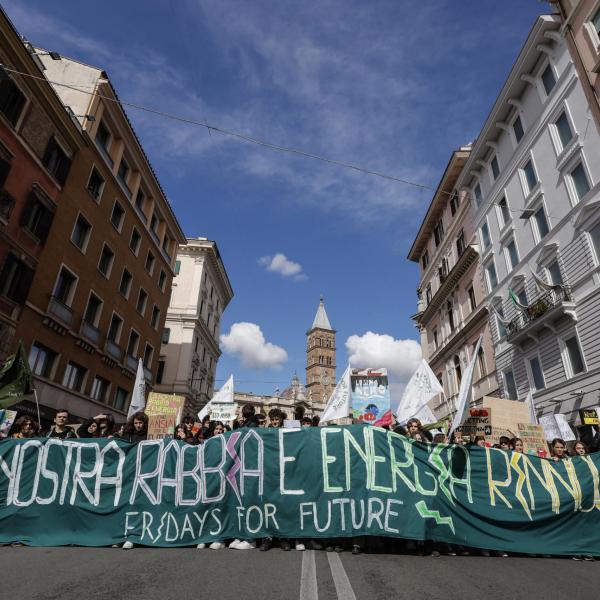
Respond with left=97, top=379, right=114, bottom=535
left=0, top=409, right=17, bottom=438
left=579, top=408, right=599, bottom=426
left=540, top=414, right=576, bottom=442
left=457, top=408, right=492, bottom=438
left=207, top=403, right=237, bottom=422
left=3, top=427, right=600, bottom=556
left=516, top=422, right=549, bottom=457
left=147, top=414, right=175, bottom=440
left=146, top=392, right=185, bottom=424
left=351, top=368, right=391, bottom=426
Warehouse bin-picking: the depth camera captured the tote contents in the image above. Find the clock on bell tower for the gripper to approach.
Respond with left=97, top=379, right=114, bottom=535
left=306, top=296, right=336, bottom=405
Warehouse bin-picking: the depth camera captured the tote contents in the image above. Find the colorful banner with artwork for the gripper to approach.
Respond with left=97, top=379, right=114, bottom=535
left=350, top=369, right=391, bottom=426
left=2, top=426, right=600, bottom=554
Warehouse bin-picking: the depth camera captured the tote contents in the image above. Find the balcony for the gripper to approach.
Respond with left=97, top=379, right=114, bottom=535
left=80, top=320, right=101, bottom=346
left=105, top=339, right=123, bottom=361
left=47, top=296, right=74, bottom=326
left=507, top=285, right=577, bottom=347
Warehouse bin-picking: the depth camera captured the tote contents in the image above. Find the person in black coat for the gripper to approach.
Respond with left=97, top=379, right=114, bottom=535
left=120, top=411, right=148, bottom=443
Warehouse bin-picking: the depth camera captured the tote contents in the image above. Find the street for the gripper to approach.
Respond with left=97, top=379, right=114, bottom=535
left=2, top=547, right=599, bottom=600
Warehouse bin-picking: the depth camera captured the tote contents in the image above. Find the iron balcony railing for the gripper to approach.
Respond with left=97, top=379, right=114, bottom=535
left=507, top=285, right=572, bottom=336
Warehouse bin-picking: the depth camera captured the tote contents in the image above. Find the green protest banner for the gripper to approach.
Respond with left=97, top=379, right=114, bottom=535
left=1, top=425, right=600, bottom=555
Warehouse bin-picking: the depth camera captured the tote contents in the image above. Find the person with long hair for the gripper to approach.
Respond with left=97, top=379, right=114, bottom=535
left=573, top=440, right=588, bottom=456
left=120, top=412, right=148, bottom=444
left=78, top=419, right=99, bottom=438
left=11, top=416, right=39, bottom=438
left=510, top=437, right=524, bottom=453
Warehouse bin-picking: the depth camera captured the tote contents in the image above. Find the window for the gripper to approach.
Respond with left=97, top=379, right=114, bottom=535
left=175, top=260, right=181, bottom=275
left=114, top=387, right=128, bottom=411
left=145, top=251, right=155, bottom=275
left=516, top=287, right=528, bottom=307
left=162, top=328, right=171, bottom=344
left=477, top=347, right=486, bottom=378
left=473, top=183, right=482, bottom=208
left=421, top=250, right=429, bottom=270
left=480, top=222, right=491, bottom=249
left=90, top=376, right=110, bottom=403
left=119, top=269, right=132, bottom=298
left=126, top=330, right=140, bottom=356
left=505, top=239, right=519, bottom=271
left=497, top=197, right=510, bottom=227
left=540, top=63, right=556, bottom=96
left=54, top=267, right=76, bottom=305
left=456, top=230, right=466, bottom=256
left=129, top=228, right=141, bottom=254
left=28, top=342, right=57, bottom=378
left=555, top=111, right=573, bottom=150
left=528, top=356, right=545, bottom=390
left=95, top=121, right=111, bottom=154
left=454, top=355, right=462, bottom=388
left=98, top=244, right=114, bottom=278
left=450, top=192, right=459, bottom=216
left=433, top=219, right=444, bottom=246
left=468, top=286, right=476, bottom=311
left=71, top=214, right=91, bottom=251
left=503, top=369, right=518, bottom=400
left=150, top=305, right=160, bottom=329
left=446, top=300, right=455, bottom=332
left=156, top=360, right=165, bottom=384
left=533, top=206, right=550, bottom=240
left=87, top=167, right=105, bottom=201
left=547, top=260, right=563, bottom=285
left=512, top=114, right=524, bottom=143
left=570, top=162, right=591, bottom=202
left=158, top=269, right=167, bottom=291
left=425, top=284, right=432, bottom=305
left=589, top=221, right=600, bottom=263
left=42, top=137, right=71, bottom=186
left=0, top=78, right=26, bottom=126
left=110, top=201, right=125, bottom=231
left=150, top=213, right=159, bottom=236
left=143, top=344, right=154, bottom=369
left=522, top=159, right=538, bottom=194
left=563, top=334, right=585, bottom=377
left=485, top=261, right=498, bottom=291
left=20, top=194, right=54, bottom=242
left=84, top=292, right=102, bottom=325
left=117, top=158, right=130, bottom=188
left=433, top=329, right=438, bottom=350
left=108, top=314, right=123, bottom=343
left=439, top=257, right=449, bottom=281
left=135, top=189, right=146, bottom=219
left=62, top=361, right=86, bottom=392
left=136, top=288, right=148, bottom=315
left=495, top=305, right=507, bottom=339
left=490, top=155, right=500, bottom=180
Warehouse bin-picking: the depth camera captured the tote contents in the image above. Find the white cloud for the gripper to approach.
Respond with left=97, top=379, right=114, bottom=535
left=258, top=253, right=307, bottom=280
left=221, top=322, right=288, bottom=369
left=346, top=331, right=421, bottom=382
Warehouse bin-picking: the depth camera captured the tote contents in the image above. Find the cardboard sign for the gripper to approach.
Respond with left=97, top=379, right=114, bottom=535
left=540, top=414, right=576, bottom=442
left=0, top=409, right=17, bottom=438
left=208, top=402, right=237, bottom=422
left=579, top=408, right=599, bottom=426
left=457, top=408, right=492, bottom=438
left=283, top=419, right=301, bottom=429
left=516, top=422, right=549, bottom=458
left=351, top=368, right=391, bottom=426
left=147, top=413, right=175, bottom=440
left=146, top=392, right=185, bottom=424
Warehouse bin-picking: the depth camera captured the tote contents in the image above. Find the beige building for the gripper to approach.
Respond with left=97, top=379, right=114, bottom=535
left=409, top=146, right=499, bottom=420
left=155, top=238, right=233, bottom=414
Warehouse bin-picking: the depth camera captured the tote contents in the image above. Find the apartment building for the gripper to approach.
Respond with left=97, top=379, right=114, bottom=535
left=155, top=238, right=233, bottom=414
left=456, top=15, right=600, bottom=422
left=409, top=147, right=499, bottom=420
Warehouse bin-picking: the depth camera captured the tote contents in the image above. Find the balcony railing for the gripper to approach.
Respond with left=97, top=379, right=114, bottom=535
left=105, top=339, right=123, bottom=361
left=507, top=285, right=575, bottom=343
left=80, top=320, right=101, bottom=345
left=48, top=296, right=74, bottom=326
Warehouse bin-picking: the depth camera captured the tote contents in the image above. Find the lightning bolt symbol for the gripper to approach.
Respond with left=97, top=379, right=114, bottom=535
left=225, top=432, right=242, bottom=505
left=415, top=500, right=455, bottom=534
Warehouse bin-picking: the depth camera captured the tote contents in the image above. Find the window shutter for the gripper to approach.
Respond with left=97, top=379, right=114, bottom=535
left=12, top=262, right=34, bottom=304
left=19, top=193, right=35, bottom=227
left=55, top=155, right=71, bottom=186
left=36, top=205, right=55, bottom=243
left=0, top=158, right=11, bottom=189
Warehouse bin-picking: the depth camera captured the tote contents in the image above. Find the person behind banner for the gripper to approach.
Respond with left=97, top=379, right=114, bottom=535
left=406, top=418, right=432, bottom=442
left=94, top=414, right=116, bottom=438
left=510, top=437, right=524, bottom=453
left=551, top=438, right=568, bottom=460
left=301, top=416, right=312, bottom=428
left=573, top=441, right=588, bottom=456
left=46, top=409, right=78, bottom=439
left=78, top=418, right=99, bottom=438
left=208, top=421, right=225, bottom=437
left=10, top=415, right=40, bottom=438
left=498, top=436, right=510, bottom=451
left=473, top=435, right=486, bottom=447
left=268, top=408, right=284, bottom=428
left=432, top=432, right=447, bottom=444
left=121, top=412, right=148, bottom=443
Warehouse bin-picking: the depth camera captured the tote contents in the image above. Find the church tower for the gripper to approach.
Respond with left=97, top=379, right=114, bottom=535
left=306, top=297, right=336, bottom=405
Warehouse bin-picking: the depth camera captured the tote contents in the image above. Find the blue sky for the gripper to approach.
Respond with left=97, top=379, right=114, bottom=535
left=6, top=0, right=548, bottom=400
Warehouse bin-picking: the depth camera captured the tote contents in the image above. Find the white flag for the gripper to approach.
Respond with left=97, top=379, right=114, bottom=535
left=127, top=358, right=146, bottom=419
left=198, top=374, right=234, bottom=422
left=525, top=390, right=538, bottom=424
left=448, top=334, right=483, bottom=439
left=396, top=359, right=443, bottom=424
left=320, top=365, right=351, bottom=424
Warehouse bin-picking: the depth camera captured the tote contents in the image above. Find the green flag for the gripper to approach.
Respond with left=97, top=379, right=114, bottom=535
left=0, top=341, right=35, bottom=409
left=508, top=287, right=528, bottom=311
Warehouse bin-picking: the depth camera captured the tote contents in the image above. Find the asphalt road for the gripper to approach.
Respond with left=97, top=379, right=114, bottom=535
left=2, top=546, right=599, bottom=600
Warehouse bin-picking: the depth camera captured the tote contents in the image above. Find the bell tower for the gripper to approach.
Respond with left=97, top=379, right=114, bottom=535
left=306, top=296, right=336, bottom=405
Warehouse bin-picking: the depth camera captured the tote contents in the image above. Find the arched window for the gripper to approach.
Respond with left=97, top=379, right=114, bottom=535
left=319, top=355, right=323, bottom=364
left=454, top=355, right=462, bottom=388
left=477, top=347, right=486, bottom=378
left=447, top=301, right=455, bottom=332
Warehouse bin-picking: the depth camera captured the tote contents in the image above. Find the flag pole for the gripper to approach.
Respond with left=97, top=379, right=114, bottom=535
left=33, top=388, right=41, bottom=427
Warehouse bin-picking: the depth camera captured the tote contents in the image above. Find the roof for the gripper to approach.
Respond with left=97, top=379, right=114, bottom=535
left=311, top=297, right=332, bottom=330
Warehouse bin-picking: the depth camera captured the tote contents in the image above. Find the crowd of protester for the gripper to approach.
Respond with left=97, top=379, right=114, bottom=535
left=3, top=407, right=599, bottom=559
